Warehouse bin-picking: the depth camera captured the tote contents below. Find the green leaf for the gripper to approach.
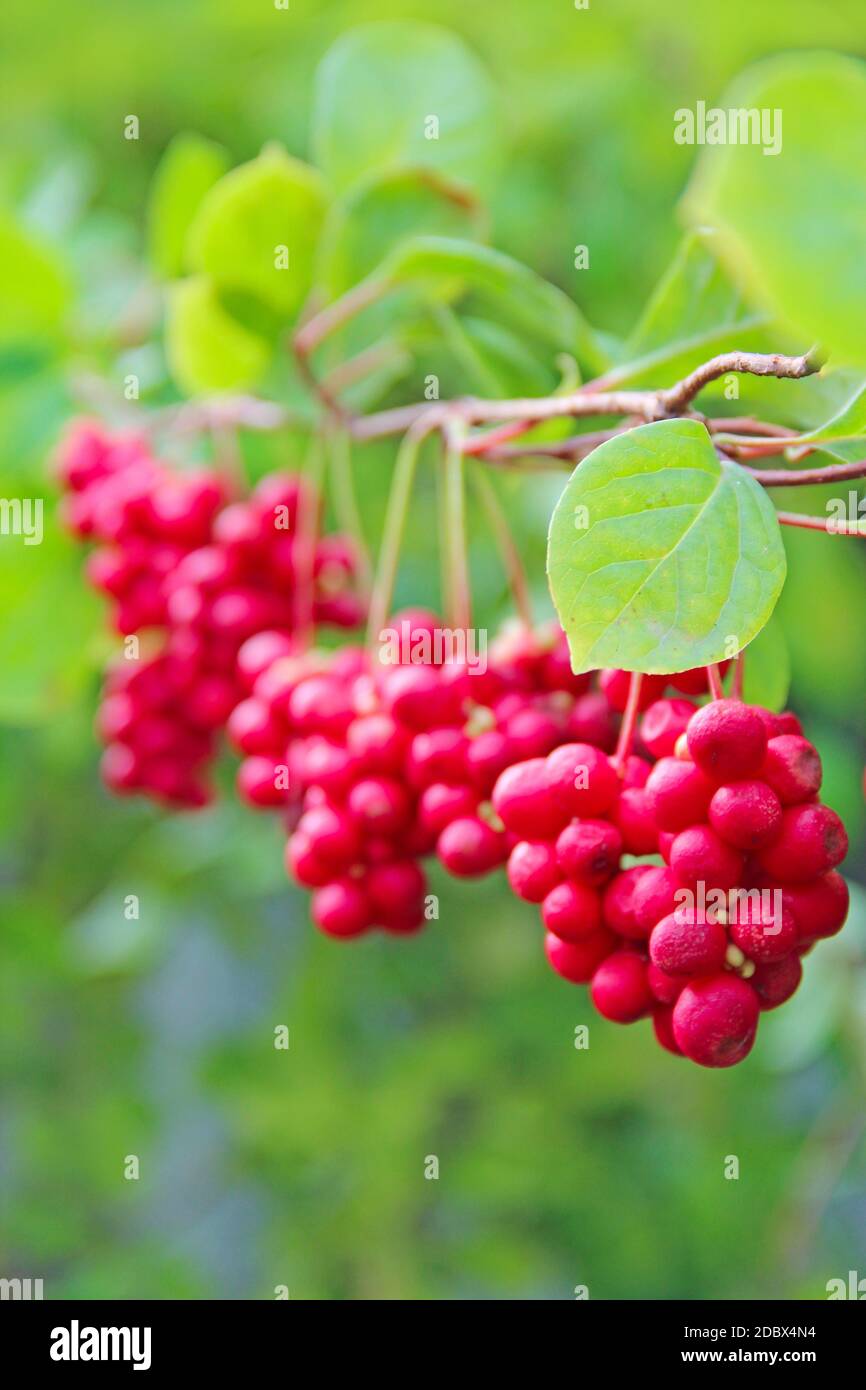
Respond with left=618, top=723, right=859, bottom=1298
left=147, top=133, right=229, bottom=278
left=0, top=212, right=71, bottom=345
left=683, top=52, right=866, bottom=366
left=547, top=418, right=787, bottom=674
left=317, top=168, right=481, bottom=297
left=740, top=615, right=790, bottom=712
left=187, top=145, right=327, bottom=318
left=312, top=21, right=500, bottom=197
left=793, top=382, right=866, bottom=444
left=166, top=277, right=272, bottom=395
left=382, top=236, right=609, bottom=372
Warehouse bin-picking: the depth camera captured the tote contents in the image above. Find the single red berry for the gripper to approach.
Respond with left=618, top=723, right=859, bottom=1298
left=436, top=816, right=507, bottom=877
left=590, top=951, right=654, bottom=1023
left=776, top=871, right=849, bottom=943
left=652, top=1005, right=683, bottom=1055
left=541, top=880, right=603, bottom=942
left=555, top=818, right=622, bottom=887
left=649, top=907, right=729, bottom=976
left=365, top=860, right=426, bottom=918
left=544, top=928, right=616, bottom=984
left=640, top=698, right=697, bottom=759
left=612, top=787, right=659, bottom=856
left=504, top=706, right=561, bottom=761
left=757, top=803, right=848, bottom=882
left=620, top=754, right=652, bottom=790
left=296, top=804, right=361, bottom=870
left=407, top=726, right=466, bottom=788
left=761, top=735, right=822, bottom=806
left=285, top=832, right=332, bottom=888
left=545, top=743, right=619, bottom=818
left=751, top=954, right=803, bottom=1010
left=599, top=669, right=666, bottom=713
left=311, top=878, right=371, bottom=938
left=227, top=697, right=283, bottom=755
left=465, top=729, right=513, bottom=795
left=672, top=974, right=760, bottom=1067
left=348, top=776, right=412, bottom=836
left=629, top=865, right=682, bottom=936
left=236, top=755, right=286, bottom=808
left=669, top=824, right=744, bottom=891
left=729, top=898, right=797, bottom=963
left=418, top=782, right=478, bottom=836
left=708, top=779, right=782, bottom=850
left=645, top=756, right=713, bottom=832
left=647, top=962, right=684, bottom=1005
left=602, top=865, right=653, bottom=939
left=347, top=714, right=408, bottom=774
left=492, top=757, right=566, bottom=838
left=507, top=840, right=563, bottom=903
left=686, top=699, right=767, bottom=782
left=567, top=692, right=617, bottom=751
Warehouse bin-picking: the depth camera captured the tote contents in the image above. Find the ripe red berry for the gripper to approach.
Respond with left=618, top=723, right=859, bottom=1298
left=507, top=840, right=563, bottom=903
left=545, top=743, right=619, bottom=818
left=296, top=804, right=361, bottom=870
left=492, top=757, right=566, bottom=838
left=750, top=954, right=803, bottom=1010
left=347, top=714, right=408, bottom=774
left=652, top=1005, right=683, bottom=1055
left=629, top=865, right=681, bottom=937
left=418, top=782, right=478, bottom=836
left=602, top=865, right=654, bottom=938
left=285, top=832, right=332, bottom=888
left=347, top=776, right=411, bottom=836
left=311, top=878, right=371, bottom=937
left=668, top=824, right=744, bottom=890
left=761, top=735, right=822, bottom=806
left=365, top=860, right=426, bottom=919
left=640, top=698, right=697, bottom=759
left=590, top=951, right=654, bottom=1023
left=555, top=818, right=622, bottom=886
left=544, top=928, right=616, bottom=984
left=645, top=756, right=713, bottom=832
left=729, top=898, right=797, bottom=963
left=567, top=692, right=617, bottom=751
left=436, top=816, right=507, bottom=877
left=647, top=962, right=684, bottom=1005
left=541, top=880, right=603, bottom=942
left=672, top=974, right=760, bottom=1067
left=708, top=779, right=782, bottom=850
left=757, top=803, right=848, bottom=882
left=599, top=668, right=666, bottom=713
left=686, top=699, right=767, bottom=782
left=776, top=871, right=849, bottom=943
left=237, top=755, right=286, bottom=808
left=649, top=908, right=728, bottom=976
left=612, top=787, right=659, bottom=855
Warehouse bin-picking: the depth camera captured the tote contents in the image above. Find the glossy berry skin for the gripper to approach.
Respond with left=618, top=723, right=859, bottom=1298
left=347, top=777, right=411, bottom=836
left=776, top=871, right=849, bottom=944
left=602, top=865, right=654, bottom=939
left=761, top=735, right=822, bottom=806
left=365, top=860, right=426, bottom=919
left=544, top=928, right=616, bottom=984
left=567, top=692, right=617, bottom=751
left=708, top=779, right=782, bottom=850
left=645, top=756, right=713, bottom=832
left=295, top=804, right=361, bottom=870
left=669, top=824, right=745, bottom=891
left=640, top=698, right=697, bottom=759
left=545, top=743, right=619, bottom=818
left=652, top=1005, right=683, bottom=1055
left=757, top=803, right=848, bottom=882
left=541, top=880, right=603, bottom=942
left=590, top=951, right=654, bottom=1023
left=629, top=866, right=681, bottom=938
left=436, top=816, right=507, bottom=877
left=729, top=901, right=797, bottom=964
left=418, top=782, right=478, bottom=837
left=649, top=908, right=728, bottom=976
left=492, top=758, right=566, bottom=838
left=507, top=841, right=563, bottom=903
left=647, top=962, right=684, bottom=1005
left=311, top=878, right=371, bottom=938
left=686, top=699, right=767, bottom=782
left=599, top=668, right=666, bottom=713
left=613, top=787, right=659, bottom=855
left=285, top=833, right=333, bottom=888
left=751, top=954, right=803, bottom=1010
left=672, top=974, right=760, bottom=1067
left=555, top=819, right=622, bottom=886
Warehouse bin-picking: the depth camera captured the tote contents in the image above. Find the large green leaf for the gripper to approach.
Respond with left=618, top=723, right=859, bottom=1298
left=187, top=145, right=327, bottom=318
left=794, top=382, right=866, bottom=444
left=381, top=236, right=608, bottom=372
left=740, top=614, right=791, bottom=713
left=547, top=418, right=787, bottom=673
left=312, top=21, right=500, bottom=197
left=166, top=277, right=272, bottom=395
left=683, top=52, right=866, bottom=366
left=147, top=132, right=229, bottom=278
left=0, top=212, right=71, bottom=345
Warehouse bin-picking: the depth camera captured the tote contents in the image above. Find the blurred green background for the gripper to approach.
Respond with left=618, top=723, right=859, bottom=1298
left=1, top=0, right=866, bottom=1300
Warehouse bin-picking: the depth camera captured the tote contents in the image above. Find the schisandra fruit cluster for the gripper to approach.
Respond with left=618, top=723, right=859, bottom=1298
left=57, top=421, right=363, bottom=807
left=499, top=697, right=848, bottom=1067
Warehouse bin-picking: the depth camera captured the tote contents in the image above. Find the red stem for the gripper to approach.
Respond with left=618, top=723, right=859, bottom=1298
left=706, top=664, right=725, bottom=700
left=614, top=672, right=644, bottom=771
left=776, top=511, right=866, bottom=535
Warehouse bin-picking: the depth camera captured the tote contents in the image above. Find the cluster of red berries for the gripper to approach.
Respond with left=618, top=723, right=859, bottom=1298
left=499, top=695, right=848, bottom=1067
left=57, top=421, right=363, bottom=807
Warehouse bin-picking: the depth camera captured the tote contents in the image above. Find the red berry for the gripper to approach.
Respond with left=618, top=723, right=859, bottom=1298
left=555, top=818, right=622, bottom=886
left=612, top=787, right=659, bottom=855
left=436, top=816, right=507, bottom=877
left=599, top=669, right=666, bottom=713
left=296, top=804, right=361, bottom=870
left=365, top=860, right=426, bottom=919
left=751, top=954, right=803, bottom=1010
left=407, top=726, right=466, bottom=788
left=347, top=714, right=408, bottom=774
left=544, top=928, right=616, bottom=984
left=629, top=865, right=682, bottom=936
left=647, top=962, right=684, bottom=1005
left=492, top=758, right=566, bottom=838
left=672, top=974, right=759, bottom=1067
left=757, top=803, right=848, bottom=882
left=777, top=871, right=849, bottom=943
left=590, top=951, right=654, bottom=1022
left=652, top=1005, right=683, bottom=1055
left=649, top=907, right=728, bottom=976
left=347, top=776, right=411, bottom=836
left=761, top=735, right=822, bottom=806
left=285, top=832, right=332, bottom=888
left=541, top=880, right=602, bottom=942
left=645, top=756, right=713, bottom=832
left=729, top=897, right=797, bottom=963
left=686, top=699, right=767, bottom=782
left=708, top=779, right=782, bottom=850
left=640, top=698, right=697, bottom=759
left=465, top=730, right=513, bottom=795
left=545, top=743, right=619, bottom=818
left=237, top=755, right=286, bottom=808
left=567, top=692, right=617, bottom=751
left=602, top=865, right=653, bottom=939
left=418, top=782, right=478, bottom=836
left=507, top=841, right=563, bottom=903
left=311, top=878, right=371, bottom=937
left=669, top=825, right=744, bottom=891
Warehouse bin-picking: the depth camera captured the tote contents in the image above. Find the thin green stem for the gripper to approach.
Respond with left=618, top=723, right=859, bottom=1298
left=471, top=469, right=533, bottom=627
left=442, top=429, right=471, bottom=631
left=365, top=422, right=434, bottom=651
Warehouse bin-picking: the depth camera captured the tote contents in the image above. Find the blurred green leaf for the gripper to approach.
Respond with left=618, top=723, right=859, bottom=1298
left=166, top=276, right=272, bottom=394
left=147, top=132, right=229, bottom=278
left=741, top=613, right=790, bottom=711
left=795, top=381, right=866, bottom=444
left=0, top=211, right=71, bottom=345
left=684, top=52, right=866, bottom=366
left=547, top=419, right=787, bottom=673
left=312, top=21, right=500, bottom=197
left=187, top=145, right=327, bottom=318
